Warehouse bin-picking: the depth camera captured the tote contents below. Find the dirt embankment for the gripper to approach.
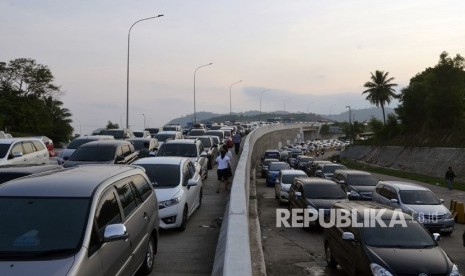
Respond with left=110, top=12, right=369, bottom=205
left=340, top=145, right=465, bottom=181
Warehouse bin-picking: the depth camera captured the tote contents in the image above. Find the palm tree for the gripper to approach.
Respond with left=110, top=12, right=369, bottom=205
left=362, top=70, right=398, bottom=124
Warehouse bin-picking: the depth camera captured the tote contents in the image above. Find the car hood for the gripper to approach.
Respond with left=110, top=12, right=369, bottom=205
left=403, top=204, right=449, bottom=215
left=366, top=245, right=451, bottom=275
left=0, top=255, right=74, bottom=276
left=350, top=185, right=376, bottom=193
left=60, top=149, right=76, bottom=159
left=155, top=186, right=182, bottom=201
left=63, top=160, right=113, bottom=168
left=307, top=198, right=348, bottom=209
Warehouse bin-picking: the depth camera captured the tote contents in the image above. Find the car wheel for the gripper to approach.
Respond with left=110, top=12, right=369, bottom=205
left=138, top=236, right=156, bottom=274
left=325, top=242, right=337, bottom=268
left=179, top=206, right=188, bottom=231
left=198, top=188, right=203, bottom=208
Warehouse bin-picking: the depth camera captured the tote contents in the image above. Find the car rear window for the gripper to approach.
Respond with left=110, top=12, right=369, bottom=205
left=69, top=146, right=115, bottom=161
left=0, top=144, right=11, bottom=158
left=347, top=174, right=378, bottom=186
left=67, top=139, right=96, bottom=149
left=157, top=144, right=197, bottom=157
left=0, top=197, right=90, bottom=256
left=137, top=163, right=180, bottom=188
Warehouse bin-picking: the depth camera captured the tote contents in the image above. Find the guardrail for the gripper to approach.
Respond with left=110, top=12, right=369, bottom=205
left=212, top=123, right=317, bottom=276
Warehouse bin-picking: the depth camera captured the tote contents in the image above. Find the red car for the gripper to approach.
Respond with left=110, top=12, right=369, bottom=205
left=34, top=136, right=56, bottom=157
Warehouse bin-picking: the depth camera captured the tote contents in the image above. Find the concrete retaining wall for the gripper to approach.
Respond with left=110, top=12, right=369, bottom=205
left=212, top=123, right=314, bottom=276
left=341, top=145, right=465, bottom=181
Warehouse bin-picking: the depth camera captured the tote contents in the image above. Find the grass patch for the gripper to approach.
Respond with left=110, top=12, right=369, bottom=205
left=340, top=158, right=465, bottom=192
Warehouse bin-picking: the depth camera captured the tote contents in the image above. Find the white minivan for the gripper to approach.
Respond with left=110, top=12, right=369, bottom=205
left=0, top=138, right=49, bottom=166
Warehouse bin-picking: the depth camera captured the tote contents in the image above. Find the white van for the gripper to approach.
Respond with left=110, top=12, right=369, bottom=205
left=0, top=138, right=49, bottom=166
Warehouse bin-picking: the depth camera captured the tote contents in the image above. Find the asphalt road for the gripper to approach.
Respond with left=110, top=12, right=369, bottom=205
left=256, top=167, right=465, bottom=275
left=148, top=149, right=238, bottom=276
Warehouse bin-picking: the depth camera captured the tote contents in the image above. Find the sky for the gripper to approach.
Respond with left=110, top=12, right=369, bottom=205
left=2, top=0, right=465, bottom=135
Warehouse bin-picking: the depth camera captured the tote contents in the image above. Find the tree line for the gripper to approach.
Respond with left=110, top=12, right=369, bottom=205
left=352, top=51, right=465, bottom=147
left=0, top=58, right=73, bottom=143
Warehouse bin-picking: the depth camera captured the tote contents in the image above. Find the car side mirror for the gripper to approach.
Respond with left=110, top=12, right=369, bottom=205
left=115, top=155, right=125, bottom=163
left=63, top=156, right=69, bottom=161
left=342, top=232, right=355, bottom=241
left=187, top=179, right=197, bottom=188
left=432, top=233, right=441, bottom=241
left=440, top=199, right=444, bottom=203
left=12, top=152, right=23, bottom=158
left=103, top=224, right=128, bottom=242
left=390, top=198, right=399, bottom=204
left=200, top=152, right=208, bottom=157
left=295, top=191, right=302, bottom=197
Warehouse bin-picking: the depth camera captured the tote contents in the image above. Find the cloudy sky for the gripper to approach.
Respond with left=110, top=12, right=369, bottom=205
left=2, top=0, right=465, bottom=134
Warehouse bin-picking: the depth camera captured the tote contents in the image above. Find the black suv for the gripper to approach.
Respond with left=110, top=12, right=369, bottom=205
left=63, top=140, right=139, bottom=168
left=324, top=201, right=460, bottom=276
left=331, top=169, right=378, bottom=200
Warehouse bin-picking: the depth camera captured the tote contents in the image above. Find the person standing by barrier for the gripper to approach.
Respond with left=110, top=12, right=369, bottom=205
left=232, top=131, right=241, bottom=155
left=445, top=166, right=456, bottom=190
left=216, top=149, right=232, bottom=193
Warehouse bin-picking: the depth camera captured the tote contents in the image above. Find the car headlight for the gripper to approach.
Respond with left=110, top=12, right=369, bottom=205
left=444, top=212, right=453, bottom=219
left=370, top=263, right=393, bottom=276
left=449, top=264, right=460, bottom=276
left=159, top=197, right=181, bottom=208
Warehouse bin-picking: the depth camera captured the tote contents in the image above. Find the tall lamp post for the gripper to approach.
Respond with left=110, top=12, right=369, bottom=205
left=346, top=105, right=352, bottom=143
left=283, top=98, right=291, bottom=114
left=259, top=89, right=271, bottom=121
left=229, top=80, right=242, bottom=122
left=193, top=62, right=213, bottom=123
left=126, top=14, right=164, bottom=129
left=142, top=113, right=146, bottom=129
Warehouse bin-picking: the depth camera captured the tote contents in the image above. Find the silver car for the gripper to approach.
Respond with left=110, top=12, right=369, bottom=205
left=0, top=165, right=159, bottom=275
left=372, top=180, right=454, bottom=234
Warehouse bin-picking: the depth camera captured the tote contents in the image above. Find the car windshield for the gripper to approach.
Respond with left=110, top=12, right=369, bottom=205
left=303, top=184, right=347, bottom=199
left=0, top=173, right=30, bottom=184
left=100, top=130, right=124, bottom=139
left=323, top=164, right=347, bottom=174
left=362, top=220, right=436, bottom=248
left=66, top=139, right=96, bottom=149
left=206, top=131, right=224, bottom=139
left=299, top=157, right=313, bottom=162
left=69, top=147, right=115, bottom=162
left=157, top=144, right=197, bottom=158
left=0, top=144, right=12, bottom=158
left=347, top=174, right=378, bottom=186
left=282, top=174, right=306, bottom=184
left=130, top=140, right=147, bottom=151
left=269, top=163, right=289, bottom=171
left=399, top=190, right=440, bottom=205
left=137, top=163, right=180, bottom=187
left=188, top=130, right=205, bottom=136
left=0, top=197, right=89, bottom=258
left=155, top=134, right=174, bottom=142
left=133, top=132, right=144, bottom=137
left=197, top=137, right=211, bottom=147
left=263, top=159, right=279, bottom=166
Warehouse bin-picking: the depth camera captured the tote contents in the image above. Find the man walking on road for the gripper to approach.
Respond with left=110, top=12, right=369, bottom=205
left=445, top=166, right=456, bottom=190
left=233, top=131, right=241, bottom=155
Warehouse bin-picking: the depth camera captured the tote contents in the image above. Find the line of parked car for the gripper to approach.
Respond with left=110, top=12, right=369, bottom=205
left=0, top=122, right=251, bottom=275
left=260, top=146, right=460, bottom=276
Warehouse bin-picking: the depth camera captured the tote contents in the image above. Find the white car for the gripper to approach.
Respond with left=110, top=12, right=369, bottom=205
left=0, top=138, right=49, bottom=166
left=134, top=157, right=203, bottom=230
left=274, top=169, right=308, bottom=204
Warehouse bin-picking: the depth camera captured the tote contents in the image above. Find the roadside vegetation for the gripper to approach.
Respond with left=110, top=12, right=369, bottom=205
left=0, top=58, right=73, bottom=143
left=341, top=158, right=465, bottom=192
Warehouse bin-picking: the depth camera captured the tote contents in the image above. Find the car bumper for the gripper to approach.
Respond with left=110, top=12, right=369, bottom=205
left=158, top=203, right=184, bottom=229
left=422, top=218, right=455, bottom=233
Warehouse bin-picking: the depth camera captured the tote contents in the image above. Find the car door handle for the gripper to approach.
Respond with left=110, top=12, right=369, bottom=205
left=143, top=212, right=150, bottom=222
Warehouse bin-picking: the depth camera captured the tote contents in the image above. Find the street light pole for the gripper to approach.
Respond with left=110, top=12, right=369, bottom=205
left=346, top=105, right=352, bottom=143
left=193, top=63, right=213, bottom=123
left=283, top=98, right=291, bottom=114
left=126, top=14, right=164, bottom=129
left=142, top=113, right=146, bottom=129
left=229, top=80, right=242, bottom=122
left=259, top=89, right=270, bottom=121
